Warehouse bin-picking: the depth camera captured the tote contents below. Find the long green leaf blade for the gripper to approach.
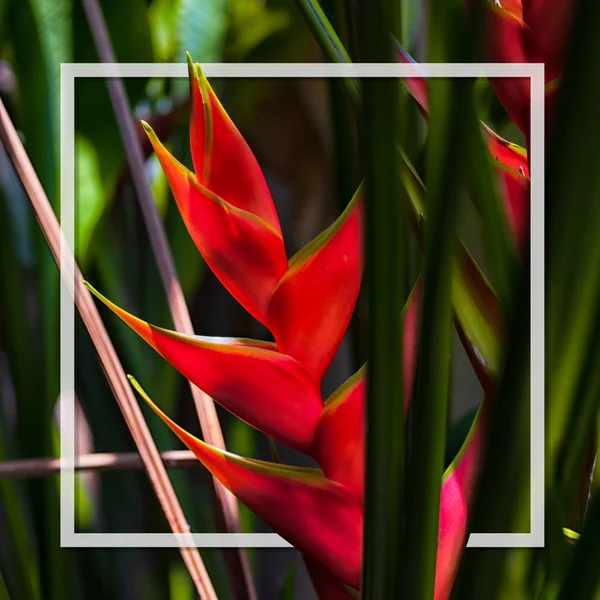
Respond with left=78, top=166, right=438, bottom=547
left=356, top=0, right=406, bottom=597
left=404, top=57, right=471, bottom=600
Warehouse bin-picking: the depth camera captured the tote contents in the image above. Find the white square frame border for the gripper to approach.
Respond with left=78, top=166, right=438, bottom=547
left=60, top=62, right=544, bottom=549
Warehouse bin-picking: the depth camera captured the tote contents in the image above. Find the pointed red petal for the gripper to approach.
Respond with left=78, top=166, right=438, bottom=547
left=495, top=0, right=522, bottom=20
left=497, top=163, right=530, bottom=255
left=187, top=57, right=282, bottom=234
left=522, top=0, right=574, bottom=81
left=435, top=406, right=488, bottom=600
left=314, top=276, right=423, bottom=496
left=85, top=284, right=321, bottom=454
left=486, top=5, right=541, bottom=136
left=133, top=381, right=362, bottom=589
left=267, top=194, right=364, bottom=383
left=314, top=368, right=365, bottom=497
left=482, top=123, right=529, bottom=179
left=143, top=122, right=288, bottom=324
left=304, top=556, right=359, bottom=600
left=393, top=42, right=430, bottom=116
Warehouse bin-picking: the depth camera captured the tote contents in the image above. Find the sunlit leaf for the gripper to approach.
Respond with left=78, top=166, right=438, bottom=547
left=75, top=134, right=105, bottom=263
left=143, top=121, right=288, bottom=324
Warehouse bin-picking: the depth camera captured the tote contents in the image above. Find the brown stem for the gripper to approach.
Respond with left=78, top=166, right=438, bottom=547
left=80, top=1, right=257, bottom=598
left=0, top=98, right=217, bottom=600
left=0, top=450, right=200, bottom=479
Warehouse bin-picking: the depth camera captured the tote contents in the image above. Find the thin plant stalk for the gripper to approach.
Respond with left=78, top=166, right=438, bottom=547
left=357, top=0, right=406, bottom=598
left=0, top=450, right=201, bottom=479
left=404, top=77, right=470, bottom=600
left=403, top=2, right=472, bottom=596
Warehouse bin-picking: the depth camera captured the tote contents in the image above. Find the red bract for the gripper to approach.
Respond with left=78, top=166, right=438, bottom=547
left=500, top=0, right=573, bottom=82
left=88, top=59, right=491, bottom=600
left=315, top=367, right=366, bottom=497
left=131, top=378, right=363, bottom=588
left=142, top=122, right=288, bottom=325
left=267, top=192, right=364, bottom=383
left=315, top=276, right=422, bottom=498
left=485, top=3, right=540, bottom=139
left=85, top=284, right=322, bottom=453
left=187, top=57, right=282, bottom=233
left=497, top=162, right=530, bottom=254
left=480, top=122, right=529, bottom=179
left=434, top=407, right=487, bottom=600
left=485, top=0, right=573, bottom=140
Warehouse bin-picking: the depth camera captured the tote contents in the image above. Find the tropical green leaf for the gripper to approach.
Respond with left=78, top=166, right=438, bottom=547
left=75, top=134, right=105, bottom=263
left=74, top=0, right=155, bottom=263
left=177, top=0, right=227, bottom=63
left=279, top=563, right=296, bottom=600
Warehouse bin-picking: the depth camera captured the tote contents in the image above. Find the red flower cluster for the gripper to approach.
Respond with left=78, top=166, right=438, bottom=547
left=88, top=2, right=570, bottom=594
left=86, top=59, right=473, bottom=598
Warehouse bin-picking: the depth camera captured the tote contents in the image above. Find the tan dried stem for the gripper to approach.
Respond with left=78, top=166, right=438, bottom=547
left=0, top=98, right=217, bottom=600
left=80, top=1, right=256, bottom=598
left=0, top=450, right=200, bottom=479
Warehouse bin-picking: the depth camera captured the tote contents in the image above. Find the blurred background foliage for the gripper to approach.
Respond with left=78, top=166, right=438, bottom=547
left=0, top=0, right=534, bottom=599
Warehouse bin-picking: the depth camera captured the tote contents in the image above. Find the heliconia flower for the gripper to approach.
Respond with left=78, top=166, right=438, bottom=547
left=186, top=56, right=282, bottom=234
left=129, top=366, right=487, bottom=600
left=494, top=0, right=573, bottom=82
left=87, top=58, right=498, bottom=600
left=485, top=2, right=540, bottom=139
left=307, top=286, right=488, bottom=600
left=397, top=0, right=575, bottom=176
